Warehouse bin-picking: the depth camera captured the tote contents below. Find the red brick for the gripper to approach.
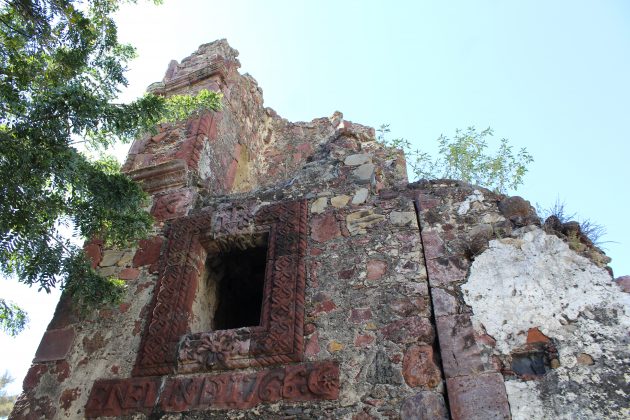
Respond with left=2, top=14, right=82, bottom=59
left=311, top=213, right=341, bottom=243
left=84, top=239, right=103, bottom=269
left=23, top=364, right=48, bottom=390
left=83, top=332, right=105, bottom=356
left=54, top=360, right=71, bottom=382
left=59, top=387, right=80, bottom=411
left=133, top=236, right=164, bottom=273
left=446, top=373, right=511, bottom=420
left=402, top=345, right=442, bottom=388
left=366, top=259, right=387, bottom=280
left=526, top=327, right=551, bottom=344
left=34, top=328, right=75, bottom=362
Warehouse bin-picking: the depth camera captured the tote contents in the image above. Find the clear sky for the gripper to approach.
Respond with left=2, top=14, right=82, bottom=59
left=1, top=0, right=628, bottom=396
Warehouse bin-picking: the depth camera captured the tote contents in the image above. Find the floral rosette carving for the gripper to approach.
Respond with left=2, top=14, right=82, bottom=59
left=179, top=330, right=249, bottom=369
left=307, top=363, right=340, bottom=399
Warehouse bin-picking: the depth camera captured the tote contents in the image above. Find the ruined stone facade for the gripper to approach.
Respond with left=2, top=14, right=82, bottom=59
left=11, top=40, right=629, bottom=419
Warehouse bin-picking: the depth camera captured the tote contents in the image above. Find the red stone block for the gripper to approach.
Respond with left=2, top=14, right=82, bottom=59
left=84, top=239, right=103, bottom=269
left=350, top=308, right=373, bottom=323
left=381, top=316, right=434, bottom=345
left=119, top=267, right=140, bottom=280
left=85, top=377, right=161, bottom=418
left=431, top=288, right=468, bottom=317
left=366, top=259, right=387, bottom=281
left=425, top=257, right=469, bottom=287
left=420, top=230, right=445, bottom=260
left=223, top=143, right=242, bottom=190
left=354, top=334, right=375, bottom=347
left=310, top=300, right=336, bottom=316
left=402, top=345, right=442, bottom=388
left=54, top=360, right=71, bottom=382
left=414, top=192, right=441, bottom=210
left=132, top=236, right=164, bottom=273
left=156, top=362, right=339, bottom=412
left=59, top=387, right=80, bottom=411
left=446, top=373, right=511, bottom=420
left=304, top=323, right=316, bottom=335
left=151, top=189, right=195, bottom=221
left=305, top=331, right=321, bottom=356
left=435, top=315, right=490, bottom=378
left=311, top=213, right=341, bottom=243
left=526, top=327, right=551, bottom=344
left=400, top=391, right=448, bottom=420
left=34, top=327, right=75, bottom=362
left=23, top=364, right=48, bottom=391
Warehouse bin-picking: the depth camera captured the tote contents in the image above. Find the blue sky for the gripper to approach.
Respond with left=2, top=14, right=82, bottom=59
left=2, top=0, right=628, bottom=395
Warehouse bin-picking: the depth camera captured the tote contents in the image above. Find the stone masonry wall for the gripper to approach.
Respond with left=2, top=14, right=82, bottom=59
left=11, top=40, right=629, bottom=420
left=11, top=40, right=444, bottom=419
left=413, top=180, right=629, bottom=420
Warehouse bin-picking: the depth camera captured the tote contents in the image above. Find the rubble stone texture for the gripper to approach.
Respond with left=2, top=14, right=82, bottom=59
left=11, top=40, right=629, bottom=420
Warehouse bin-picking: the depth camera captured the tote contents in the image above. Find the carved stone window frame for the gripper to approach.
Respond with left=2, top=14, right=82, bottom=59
left=133, top=200, right=308, bottom=377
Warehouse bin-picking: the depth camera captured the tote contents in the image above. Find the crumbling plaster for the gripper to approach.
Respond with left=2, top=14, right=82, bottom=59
left=463, top=226, right=630, bottom=419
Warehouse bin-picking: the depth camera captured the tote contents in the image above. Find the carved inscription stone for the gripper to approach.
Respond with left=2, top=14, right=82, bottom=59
left=85, top=362, right=339, bottom=417
left=85, top=377, right=160, bottom=417
left=161, top=362, right=339, bottom=411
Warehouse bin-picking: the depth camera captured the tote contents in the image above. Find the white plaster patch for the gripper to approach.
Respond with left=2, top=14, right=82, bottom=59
left=463, top=226, right=630, bottom=419
left=463, top=226, right=630, bottom=354
left=504, top=380, right=545, bottom=420
left=457, top=189, right=484, bottom=215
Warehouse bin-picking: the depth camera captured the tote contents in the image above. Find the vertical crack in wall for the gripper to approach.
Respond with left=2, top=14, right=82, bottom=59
left=413, top=198, right=453, bottom=420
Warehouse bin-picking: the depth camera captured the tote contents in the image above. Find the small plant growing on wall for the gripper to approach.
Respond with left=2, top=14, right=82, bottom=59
left=377, top=124, right=533, bottom=194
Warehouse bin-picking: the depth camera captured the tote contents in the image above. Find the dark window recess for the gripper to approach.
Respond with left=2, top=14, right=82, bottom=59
left=207, top=234, right=268, bottom=330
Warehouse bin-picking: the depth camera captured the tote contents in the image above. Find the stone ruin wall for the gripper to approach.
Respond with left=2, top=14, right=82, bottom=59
left=10, top=40, right=629, bottom=420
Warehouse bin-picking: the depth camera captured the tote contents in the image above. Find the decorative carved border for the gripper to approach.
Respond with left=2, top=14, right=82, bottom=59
left=86, top=361, right=339, bottom=417
left=133, top=200, right=308, bottom=377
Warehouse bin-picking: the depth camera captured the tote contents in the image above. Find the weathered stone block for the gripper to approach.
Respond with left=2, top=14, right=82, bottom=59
left=402, top=345, right=441, bottom=388
left=446, top=373, right=511, bottom=420
left=151, top=189, right=196, bottom=221
left=344, top=153, right=371, bottom=166
left=400, top=391, right=448, bottom=420
left=436, top=315, right=488, bottom=378
left=34, top=328, right=75, bottom=362
left=311, top=212, right=341, bottom=242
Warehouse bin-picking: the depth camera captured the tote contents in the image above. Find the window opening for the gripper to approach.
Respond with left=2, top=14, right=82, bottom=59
left=190, top=233, right=268, bottom=332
